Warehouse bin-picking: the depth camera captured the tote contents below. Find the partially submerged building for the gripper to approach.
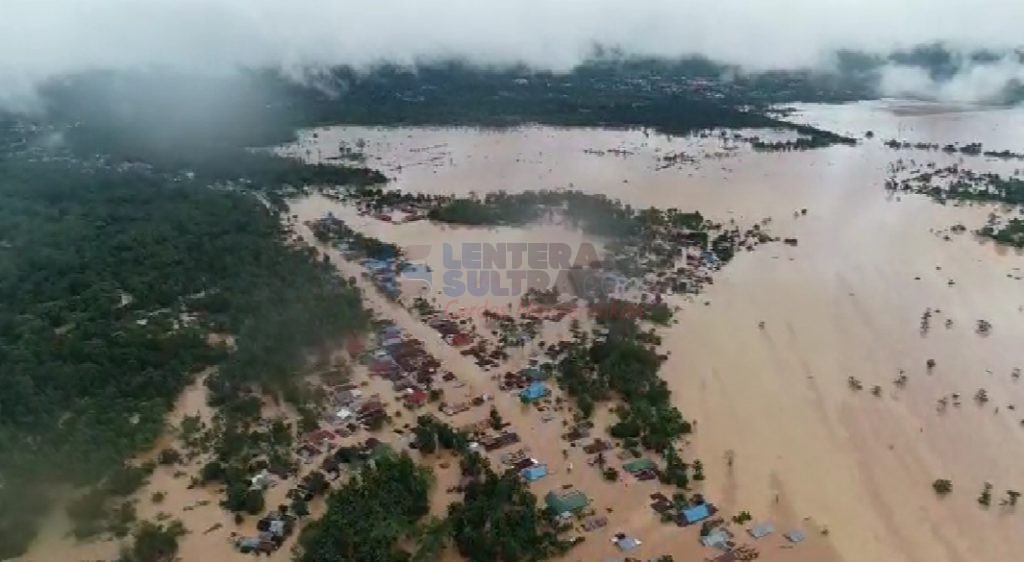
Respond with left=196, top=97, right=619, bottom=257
left=519, top=381, right=550, bottom=404
left=520, top=463, right=548, bottom=482
left=748, top=522, right=775, bottom=540
left=545, top=489, right=590, bottom=516
left=679, top=503, right=711, bottom=525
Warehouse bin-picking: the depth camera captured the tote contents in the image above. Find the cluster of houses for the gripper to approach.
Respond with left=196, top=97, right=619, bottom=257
left=425, top=315, right=474, bottom=348
left=357, top=323, right=441, bottom=411
left=310, top=213, right=413, bottom=300
left=298, top=325, right=446, bottom=468
left=482, top=309, right=540, bottom=347
left=320, top=437, right=394, bottom=477
left=296, top=428, right=339, bottom=462
left=700, top=516, right=807, bottom=561
left=420, top=311, right=519, bottom=372
left=360, top=256, right=402, bottom=299
left=317, top=384, right=393, bottom=438
left=478, top=430, right=520, bottom=451
left=622, top=458, right=659, bottom=482
left=355, top=201, right=428, bottom=225
left=234, top=510, right=296, bottom=555
left=500, top=361, right=552, bottom=390
left=496, top=447, right=549, bottom=483
left=370, top=326, right=440, bottom=383
left=495, top=361, right=555, bottom=407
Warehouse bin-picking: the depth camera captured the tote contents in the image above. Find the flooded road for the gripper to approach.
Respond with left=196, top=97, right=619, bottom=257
left=283, top=100, right=1024, bottom=562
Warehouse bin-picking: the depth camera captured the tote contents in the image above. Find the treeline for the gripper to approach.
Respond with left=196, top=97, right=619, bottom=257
left=922, top=171, right=1023, bottom=206
left=948, top=176, right=1024, bottom=206
left=284, top=62, right=854, bottom=143
left=29, top=63, right=857, bottom=166
left=750, top=124, right=857, bottom=151
left=980, top=218, right=1024, bottom=248
left=884, top=139, right=1024, bottom=161
left=0, top=158, right=367, bottom=556
left=427, top=190, right=645, bottom=238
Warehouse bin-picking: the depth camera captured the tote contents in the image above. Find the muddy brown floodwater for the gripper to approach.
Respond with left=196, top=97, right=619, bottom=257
left=280, top=100, right=1024, bottom=562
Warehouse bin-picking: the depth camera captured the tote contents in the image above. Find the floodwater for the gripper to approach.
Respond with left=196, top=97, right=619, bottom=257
left=282, top=100, right=1024, bottom=562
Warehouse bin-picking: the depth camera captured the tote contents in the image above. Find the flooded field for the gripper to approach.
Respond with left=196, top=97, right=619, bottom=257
left=283, top=100, right=1024, bottom=562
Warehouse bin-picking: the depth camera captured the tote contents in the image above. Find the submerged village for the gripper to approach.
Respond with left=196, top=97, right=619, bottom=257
left=34, top=148, right=823, bottom=561
left=241, top=185, right=793, bottom=560
left=20, top=101, right=1024, bottom=562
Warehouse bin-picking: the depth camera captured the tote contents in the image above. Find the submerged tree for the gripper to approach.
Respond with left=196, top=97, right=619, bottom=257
left=118, top=520, right=186, bottom=562
left=447, top=453, right=571, bottom=561
left=979, top=482, right=993, bottom=507
left=297, top=453, right=432, bottom=562
left=932, top=479, right=953, bottom=496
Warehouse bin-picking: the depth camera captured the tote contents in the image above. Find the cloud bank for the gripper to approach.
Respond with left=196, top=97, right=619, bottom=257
left=2, top=0, right=1023, bottom=108
left=879, top=57, right=1024, bottom=103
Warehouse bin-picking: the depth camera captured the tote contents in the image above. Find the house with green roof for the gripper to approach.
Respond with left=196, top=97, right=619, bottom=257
left=622, top=458, right=657, bottom=473
left=545, top=489, right=590, bottom=515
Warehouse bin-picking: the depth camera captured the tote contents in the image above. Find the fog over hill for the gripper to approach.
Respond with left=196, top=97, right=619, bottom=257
left=2, top=0, right=1024, bottom=109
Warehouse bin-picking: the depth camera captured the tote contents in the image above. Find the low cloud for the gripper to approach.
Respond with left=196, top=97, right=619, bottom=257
left=879, top=57, right=1024, bottom=103
left=2, top=0, right=1023, bottom=108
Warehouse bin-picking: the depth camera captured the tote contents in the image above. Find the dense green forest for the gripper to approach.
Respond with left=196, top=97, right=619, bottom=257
left=0, top=157, right=367, bottom=556
left=266, top=62, right=856, bottom=143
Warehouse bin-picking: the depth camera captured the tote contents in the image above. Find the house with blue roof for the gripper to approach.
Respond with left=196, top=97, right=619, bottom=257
left=520, top=464, right=548, bottom=482
left=748, top=522, right=775, bottom=539
left=379, top=281, right=401, bottom=298
left=614, top=536, right=641, bottom=551
left=519, top=382, right=550, bottom=403
left=680, top=503, right=711, bottom=525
